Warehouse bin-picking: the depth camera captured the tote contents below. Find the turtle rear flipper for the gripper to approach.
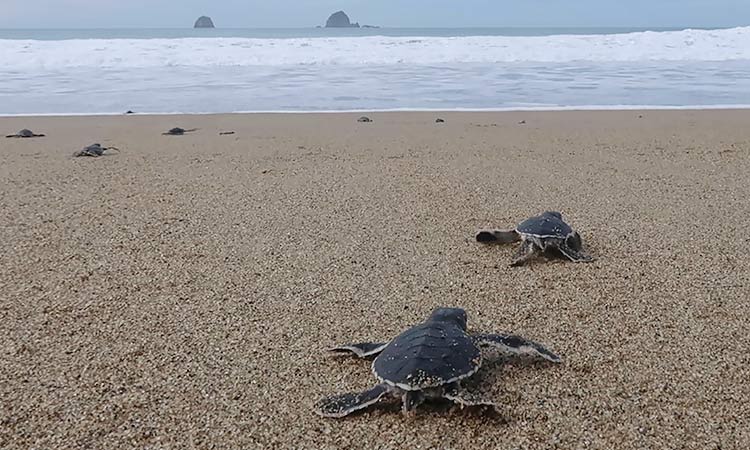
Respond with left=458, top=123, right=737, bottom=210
left=315, top=384, right=389, bottom=418
left=472, top=333, right=561, bottom=363
left=510, top=239, right=539, bottom=266
left=443, top=384, right=496, bottom=410
left=328, top=342, right=388, bottom=358
left=476, top=229, right=520, bottom=244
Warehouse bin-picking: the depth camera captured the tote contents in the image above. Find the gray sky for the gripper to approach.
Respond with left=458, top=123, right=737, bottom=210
left=1, top=0, right=749, bottom=28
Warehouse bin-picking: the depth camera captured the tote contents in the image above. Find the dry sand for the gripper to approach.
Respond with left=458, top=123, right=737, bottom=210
left=1, top=111, right=749, bottom=449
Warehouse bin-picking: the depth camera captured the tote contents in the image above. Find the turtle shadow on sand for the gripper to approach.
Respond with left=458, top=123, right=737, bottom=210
left=323, top=392, right=507, bottom=422
left=475, top=211, right=594, bottom=267
left=480, top=244, right=582, bottom=267
left=73, top=143, right=120, bottom=158
left=315, top=307, right=560, bottom=419
left=162, top=127, right=198, bottom=136
left=317, top=362, right=510, bottom=422
left=6, top=129, right=45, bottom=138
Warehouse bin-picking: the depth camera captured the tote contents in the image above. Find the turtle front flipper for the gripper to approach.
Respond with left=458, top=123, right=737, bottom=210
left=402, top=390, right=426, bottom=415
left=558, top=232, right=594, bottom=263
left=510, top=240, right=539, bottom=266
left=328, top=342, right=388, bottom=358
left=558, top=245, right=594, bottom=263
left=472, top=333, right=561, bottom=363
left=315, top=384, right=390, bottom=418
left=476, top=229, right=521, bottom=244
left=443, top=383, right=496, bottom=410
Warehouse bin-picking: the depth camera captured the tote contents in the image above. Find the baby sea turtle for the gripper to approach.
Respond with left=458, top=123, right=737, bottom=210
left=476, top=211, right=593, bottom=266
left=6, top=129, right=45, bottom=138
left=72, top=143, right=120, bottom=157
left=435, top=118, right=445, bottom=123
left=357, top=116, right=372, bottom=123
left=162, top=127, right=197, bottom=136
left=315, top=307, right=560, bottom=418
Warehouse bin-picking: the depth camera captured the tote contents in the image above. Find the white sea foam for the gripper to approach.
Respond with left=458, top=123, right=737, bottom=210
left=2, top=28, right=750, bottom=115
left=1, top=27, right=750, bottom=70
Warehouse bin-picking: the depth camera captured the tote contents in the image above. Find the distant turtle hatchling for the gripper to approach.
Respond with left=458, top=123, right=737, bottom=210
left=6, top=129, right=45, bottom=138
left=72, top=143, right=120, bottom=157
left=357, top=116, right=372, bottom=123
left=162, top=127, right=198, bottom=136
left=476, top=211, right=594, bottom=266
left=315, top=307, right=560, bottom=418
left=435, top=118, right=445, bottom=123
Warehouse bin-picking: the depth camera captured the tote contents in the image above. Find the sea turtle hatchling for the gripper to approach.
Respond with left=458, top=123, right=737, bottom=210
left=476, top=211, right=593, bottom=266
left=357, top=116, right=372, bottom=123
left=315, top=307, right=560, bottom=418
left=6, top=129, right=45, bottom=138
left=162, top=127, right=197, bottom=136
left=72, top=143, right=120, bottom=157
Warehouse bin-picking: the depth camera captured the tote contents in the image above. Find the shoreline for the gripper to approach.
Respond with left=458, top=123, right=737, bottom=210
left=3, top=105, right=750, bottom=117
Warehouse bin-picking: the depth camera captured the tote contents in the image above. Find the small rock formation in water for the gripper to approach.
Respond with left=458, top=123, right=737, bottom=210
left=194, top=16, right=215, bottom=28
left=325, top=11, right=359, bottom=28
left=361, top=25, right=380, bottom=29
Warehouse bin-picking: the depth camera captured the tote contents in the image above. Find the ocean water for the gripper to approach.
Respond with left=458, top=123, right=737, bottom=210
left=1, top=27, right=749, bottom=115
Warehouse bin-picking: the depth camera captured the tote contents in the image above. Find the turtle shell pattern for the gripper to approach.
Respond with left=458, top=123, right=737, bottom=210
left=372, top=321, right=481, bottom=390
left=516, top=211, right=572, bottom=238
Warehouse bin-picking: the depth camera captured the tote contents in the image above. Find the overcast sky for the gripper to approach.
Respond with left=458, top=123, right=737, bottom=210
left=2, top=0, right=749, bottom=28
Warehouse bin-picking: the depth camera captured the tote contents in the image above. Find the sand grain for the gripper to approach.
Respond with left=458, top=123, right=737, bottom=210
left=1, top=111, right=749, bottom=449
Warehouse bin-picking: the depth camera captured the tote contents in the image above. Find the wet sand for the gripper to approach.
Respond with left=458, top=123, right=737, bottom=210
left=1, top=111, right=749, bottom=449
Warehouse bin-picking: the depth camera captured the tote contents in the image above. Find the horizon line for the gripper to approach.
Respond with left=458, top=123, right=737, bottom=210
left=1, top=25, right=746, bottom=31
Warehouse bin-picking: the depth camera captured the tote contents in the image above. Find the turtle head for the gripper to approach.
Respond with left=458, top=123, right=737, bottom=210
left=566, top=231, right=583, bottom=251
left=542, top=211, right=563, bottom=220
left=428, top=307, right=468, bottom=330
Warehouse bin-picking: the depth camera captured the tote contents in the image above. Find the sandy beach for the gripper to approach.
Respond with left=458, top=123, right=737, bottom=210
left=1, top=110, right=749, bottom=449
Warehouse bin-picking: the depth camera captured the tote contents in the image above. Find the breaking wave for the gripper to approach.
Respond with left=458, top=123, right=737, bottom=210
left=1, top=27, right=749, bottom=70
